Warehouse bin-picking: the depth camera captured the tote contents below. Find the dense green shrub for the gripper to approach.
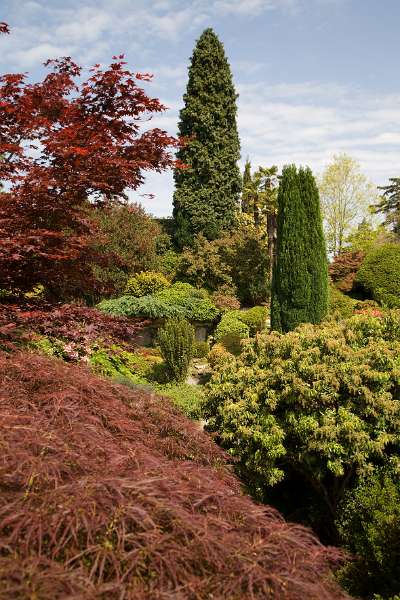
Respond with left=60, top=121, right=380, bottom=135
left=175, top=222, right=270, bottom=306
left=214, top=311, right=250, bottom=354
left=238, top=306, right=268, bottom=335
left=192, top=340, right=209, bottom=359
left=227, top=222, right=270, bottom=306
left=336, top=467, right=400, bottom=598
left=176, top=234, right=233, bottom=291
left=125, top=271, right=170, bottom=297
left=98, top=283, right=220, bottom=322
left=158, top=318, right=195, bottom=382
left=356, top=243, right=400, bottom=307
left=328, top=285, right=357, bottom=319
left=156, top=283, right=220, bottom=321
left=204, top=314, right=400, bottom=543
left=97, top=294, right=185, bottom=319
left=157, top=250, right=182, bottom=280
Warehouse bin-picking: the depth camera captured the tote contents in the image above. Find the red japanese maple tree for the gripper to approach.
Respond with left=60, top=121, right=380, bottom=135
left=0, top=39, right=180, bottom=298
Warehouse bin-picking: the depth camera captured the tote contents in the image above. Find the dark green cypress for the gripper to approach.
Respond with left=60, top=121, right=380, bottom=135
left=271, top=165, right=328, bottom=332
left=173, top=28, right=241, bottom=248
left=298, top=166, right=328, bottom=324
left=241, top=159, right=252, bottom=213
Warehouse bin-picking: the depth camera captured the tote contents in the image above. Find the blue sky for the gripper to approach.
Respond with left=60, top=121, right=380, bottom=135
left=1, top=0, right=399, bottom=216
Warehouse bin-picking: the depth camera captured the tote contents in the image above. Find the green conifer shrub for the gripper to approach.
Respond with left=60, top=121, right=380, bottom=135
left=271, top=165, right=328, bottom=332
left=173, top=28, right=241, bottom=247
left=158, top=318, right=195, bottom=382
left=98, top=282, right=220, bottom=322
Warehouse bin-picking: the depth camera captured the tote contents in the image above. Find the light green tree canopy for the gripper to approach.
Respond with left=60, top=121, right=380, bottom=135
left=318, top=154, right=378, bottom=256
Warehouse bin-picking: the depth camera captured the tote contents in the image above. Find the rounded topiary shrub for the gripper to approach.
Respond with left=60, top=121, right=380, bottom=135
left=214, top=311, right=250, bottom=354
left=356, top=243, right=400, bottom=307
left=125, top=271, right=170, bottom=297
left=238, top=306, right=268, bottom=335
left=158, top=318, right=195, bottom=382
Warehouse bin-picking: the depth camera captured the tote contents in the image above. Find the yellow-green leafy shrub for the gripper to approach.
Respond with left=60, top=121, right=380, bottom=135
left=207, top=343, right=233, bottom=369
left=328, top=284, right=357, bottom=319
left=238, top=305, right=268, bottom=335
left=214, top=311, right=250, bottom=354
left=125, top=271, right=170, bottom=297
left=205, top=314, right=400, bottom=549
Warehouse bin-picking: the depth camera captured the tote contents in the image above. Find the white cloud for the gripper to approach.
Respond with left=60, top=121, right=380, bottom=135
left=13, top=42, right=71, bottom=67
left=237, top=81, right=400, bottom=186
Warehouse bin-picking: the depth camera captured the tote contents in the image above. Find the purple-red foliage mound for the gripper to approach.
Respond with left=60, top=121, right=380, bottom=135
left=329, top=251, right=365, bottom=293
left=0, top=352, right=348, bottom=599
left=0, top=302, right=145, bottom=352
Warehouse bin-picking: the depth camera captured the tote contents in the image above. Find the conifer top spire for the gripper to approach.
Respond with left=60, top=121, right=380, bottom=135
left=173, top=28, right=241, bottom=248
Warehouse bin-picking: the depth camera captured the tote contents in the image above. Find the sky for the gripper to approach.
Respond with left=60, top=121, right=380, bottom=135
left=1, top=0, right=399, bottom=216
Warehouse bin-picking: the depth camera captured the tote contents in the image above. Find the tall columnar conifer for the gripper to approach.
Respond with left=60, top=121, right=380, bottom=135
left=241, top=159, right=252, bottom=213
left=173, top=28, right=241, bottom=248
left=271, top=165, right=328, bottom=332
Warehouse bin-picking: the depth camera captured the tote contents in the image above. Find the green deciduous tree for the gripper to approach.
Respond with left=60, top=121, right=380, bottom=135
left=173, top=28, right=241, bottom=248
left=271, top=165, right=328, bottom=332
left=318, top=154, right=378, bottom=256
left=345, top=218, right=395, bottom=253
left=175, top=219, right=270, bottom=306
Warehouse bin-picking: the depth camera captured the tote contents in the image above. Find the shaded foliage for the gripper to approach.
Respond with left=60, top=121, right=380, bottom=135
left=0, top=351, right=347, bottom=599
left=337, top=467, right=400, bottom=598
